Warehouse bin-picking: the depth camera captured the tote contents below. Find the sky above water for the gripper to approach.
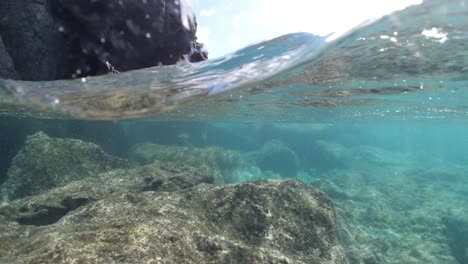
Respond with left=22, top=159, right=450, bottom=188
left=192, top=0, right=423, bottom=58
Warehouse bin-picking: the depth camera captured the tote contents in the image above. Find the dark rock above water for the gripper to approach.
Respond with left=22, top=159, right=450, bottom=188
left=0, top=0, right=207, bottom=81
left=1, top=132, right=133, bottom=200
left=0, top=179, right=346, bottom=264
left=0, top=35, right=17, bottom=79
left=0, top=0, right=68, bottom=81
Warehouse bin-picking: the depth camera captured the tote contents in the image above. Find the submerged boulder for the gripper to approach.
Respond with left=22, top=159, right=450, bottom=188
left=129, top=142, right=255, bottom=183
left=130, top=142, right=250, bottom=169
left=255, top=140, right=300, bottom=178
left=1, top=132, right=133, bottom=200
left=0, top=0, right=206, bottom=81
left=443, top=215, right=468, bottom=264
left=0, top=118, right=130, bottom=185
left=0, top=179, right=347, bottom=263
left=0, top=162, right=216, bottom=226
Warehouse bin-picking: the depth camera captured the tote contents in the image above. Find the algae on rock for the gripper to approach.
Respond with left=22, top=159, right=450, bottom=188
left=311, top=164, right=466, bottom=264
left=0, top=179, right=347, bottom=264
left=1, top=132, right=133, bottom=200
left=0, top=162, right=216, bottom=226
left=0, top=131, right=347, bottom=263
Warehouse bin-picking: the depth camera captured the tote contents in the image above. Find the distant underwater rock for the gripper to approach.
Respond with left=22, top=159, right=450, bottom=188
left=312, top=165, right=465, bottom=264
left=314, top=140, right=351, bottom=160
left=0, top=0, right=206, bottom=80
left=129, top=142, right=255, bottom=183
left=1, top=132, right=133, bottom=200
left=443, top=215, right=468, bottom=264
left=0, top=179, right=347, bottom=263
left=255, top=140, right=300, bottom=178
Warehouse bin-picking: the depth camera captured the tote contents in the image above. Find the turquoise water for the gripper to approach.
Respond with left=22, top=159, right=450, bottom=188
left=1, top=0, right=468, bottom=263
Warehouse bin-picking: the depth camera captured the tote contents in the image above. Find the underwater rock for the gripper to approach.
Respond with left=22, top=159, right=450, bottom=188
left=0, top=118, right=130, bottom=184
left=443, top=215, right=468, bottom=264
left=0, top=179, right=347, bottom=263
left=255, top=140, right=300, bottom=178
left=129, top=142, right=254, bottom=183
left=316, top=166, right=463, bottom=264
left=1, top=132, right=133, bottom=200
left=0, top=35, right=17, bottom=79
left=0, top=0, right=206, bottom=81
left=315, top=140, right=351, bottom=160
left=0, top=162, right=215, bottom=226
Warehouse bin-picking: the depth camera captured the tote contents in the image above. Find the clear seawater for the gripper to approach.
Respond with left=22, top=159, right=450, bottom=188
left=1, top=0, right=468, bottom=263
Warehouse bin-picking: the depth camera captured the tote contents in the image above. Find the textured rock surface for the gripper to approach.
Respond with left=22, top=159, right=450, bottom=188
left=0, top=35, right=17, bottom=79
left=0, top=118, right=130, bottom=184
left=0, top=131, right=347, bottom=263
left=1, top=132, right=133, bottom=200
left=0, top=162, right=216, bottom=226
left=443, top=215, right=468, bottom=264
left=49, top=0, right=202, bottom=77
left=312, top=164, right=465, bottom=264
left=0, top=0, right=206, bottom=80
left=0, top=179, right=347, bottom=264
left=0, top=0, right=68, bottom=80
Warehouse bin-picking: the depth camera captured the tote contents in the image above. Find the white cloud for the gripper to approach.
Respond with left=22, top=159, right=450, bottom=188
left=194, top=0, right=423, bottom=57
left=200, top=8, right=217, bottom=17
left=227, top=34, right=241, bottom=51
left=247, top=0, right=423, bottom=40
left=197, top=26, right=211, bottom=44
left=231, top=15, right=242, bottom=27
